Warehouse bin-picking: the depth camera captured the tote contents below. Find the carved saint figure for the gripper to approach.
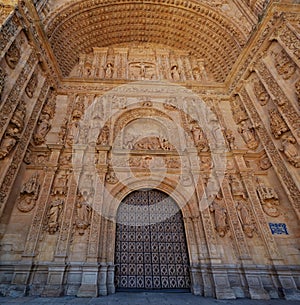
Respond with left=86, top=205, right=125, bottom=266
left=190, top=123, right=208, bottom=151
left=0, top=127, right=19, bottom=159
left=104, top=63, right=114, bottom=78
left=209, top=194, right=228, bottom=237
left=236, top=200, right=255, bottom=238
left=5, top=42, right=20, bottom=69
left=52, top=170, right=68, bottom=195
left=279, top=135, right=300, bottom=168
left=97, top=125, right=110, bottom=145
left=256, top=178, right=280, bottom=217
left=25, top=74, right=38, bottom=98
left=171, top=65, right=181, bottom=81
left=269, top=109, right=289, bottom=139
left=33, top=113, right=51, bottom=145
left=11, top=101, right=26, bottom=131
left=238, top=121, right=259, bottom=150
left=75, top=198, right=91, bottom=235
left=230, top=175, right=246, bottom=199
left=48, top=198, right=64, bottom=234
left=17, top=172, right=40, bottom=212
left=225, top=129, right=237, bottom=150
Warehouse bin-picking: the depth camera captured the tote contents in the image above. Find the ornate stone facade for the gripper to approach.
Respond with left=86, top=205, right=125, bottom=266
left=0, top=0, right=299, bottom=301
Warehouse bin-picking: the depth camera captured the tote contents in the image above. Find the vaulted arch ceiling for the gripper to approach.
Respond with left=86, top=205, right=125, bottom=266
left=44, top=0, right=251, bottom=82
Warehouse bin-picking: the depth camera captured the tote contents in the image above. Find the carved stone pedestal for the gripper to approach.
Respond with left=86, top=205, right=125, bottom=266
left=190, top=264, right=203, bottom=296
left=211, top=266, right=236, bottom=299
left=41, top=264, right=66, bottom=297
left=77, top=263, right=100, bottom=297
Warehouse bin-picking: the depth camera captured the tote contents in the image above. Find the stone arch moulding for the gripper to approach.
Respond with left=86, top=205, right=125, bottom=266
left=44, top=0, right=248, bottom=81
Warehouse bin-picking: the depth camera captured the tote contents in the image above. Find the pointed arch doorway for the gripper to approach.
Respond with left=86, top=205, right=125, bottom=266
left=114, top=189, right=191, bottom=291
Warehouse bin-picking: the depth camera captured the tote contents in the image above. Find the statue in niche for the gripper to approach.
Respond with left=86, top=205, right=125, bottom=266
left=5, top=42, right=20, bottom=69
left=279, top=135, right=300, bottom=168
left=25, top=73, right=38, bottom=98
left=97, top=125, right=109, bottom=145
left=229, top=175, right=246, bottom=199
left=75, top=197, right=91, bottom=235
left=170, top=65, right=181, bottom=81
left=269, top=109, right=289, bottom=139
left=48, top=198, right=64, bottom=234
left=238, top=120, right=259, bottom=150
left=256, top=178, right=280, bottom=217
left=66, top=120, right=80, bottom=146
left=130, top=62, right=155, bottom=80
left=253, top=79, right=270, bottom=106
left=104, top=62, right=114, bottom=78
left=273, top=49, right=296, bottom=80
left=190, top=122, right=209, bottom=151
left=17, top=172, right=40, bottom=212
left=33, top=113, right=51, bottom=145
left=236, top=200, right=255, bottom=238
left=209, top=193, right=228, bottom=237
left=192, top=60, right=207, bottom=81
left=0, top=126, right=20, bottom=159
left=225, top=129, right=237, bottom=150
left=52, top=170, right=68, bottom=195
left=11, top=101, right=26, bottom=132
left=72, top=95, right=85, bottom=120
left=231, top=95, right=248, bottom=124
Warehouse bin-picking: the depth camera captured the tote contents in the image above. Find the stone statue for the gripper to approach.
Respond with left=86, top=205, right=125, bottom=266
left=229, top=175, right=246, bottom=199
left=0, top=127, right=19, bottom=159
left=279, top=135, right=300, bottom=168
left=171, top=65, right=181, bottom=81
left=5, top=42, right=20, bottom=69
left=256, top=178, right=280, bottom=217
left=25, top=74, right=38, bottom=98
left=33, top=113, right=51, bottom=145
left=104, top=62, right=114, bottom=78
left=209, top=194, right=228, bottom=237
left=269, top=109, right=289, bottom=139
left=225, top=129, right=237, bottom=150
left=190, top=123, right=208, bottom=151
left=238, top=120, right=259, bottom=150
left=72, top=95, right=85, bottom=120
left=75, top=198, right=91, bottom=235
left=231, top=95, right=248, bottom=124
left=48, top=198, right=64, bottom=234
left=17, top=172, right=40, bottom=212
left=236, top=200, right=255, bottom=238
left=11, top=101, right=26, bottom=132
left=97, top=125, right=109, bottom=145
left=253, top=79, right=269, bottom=106
left=52, top=171, right=68, bottom=195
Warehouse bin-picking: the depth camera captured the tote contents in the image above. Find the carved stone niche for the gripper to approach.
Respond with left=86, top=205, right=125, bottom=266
left=237, top=120, right=259, bottom=150
left=47, top=198, right=64, bottom=234
left=272, top=48, right=296, bottom=80
left=25, top=73, right=38, bottom=98
left=279, top=134, right=300, bottom=168
left=17, top=172, right=40, bottom=212
left=253, top=78, right=270, bottom=106
left=256, top=178, right=280, bottom=217
left=268, top=108, right=289, bottom=139
left=5, top=41, right=21, bottom=69
left=75, top=194, right=91, bottom=235
left=236, top=199, right=255, bottom=238
left=230, top=94, right=248, bottom=124
left=52, top=170, right=69, bottom=196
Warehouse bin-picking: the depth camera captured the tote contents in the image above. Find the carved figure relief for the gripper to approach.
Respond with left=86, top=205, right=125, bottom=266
left=269, top=109, right=289, bottom=139
left=129, top=62, right=156, bottom=80
left=190, top=122, right=209, bottom=151
left=238, top=120, right=259, bottom=150
left=273, top=49, right=296, bottom=80
left=253, top=79, right=270, bottom=106
left=231, top=95, right=248, bottom=124
left=75, top=197, right=91, bottom=235
left=72, top=95, right=85, bottom=120
left=33, top=113, right=51, bottom=145
left=279, top=135, right=300, bottom=168
left=259, top=156, right=272, bottom=170
left=47, top=198, right=64, bottom=234
left=25, top=73, right=38, bottom=98
left=105, top=170, right=118, bottom=184
left=5, top=41, right=20, bottom=69
left=17, top=172, right=40, bottom=212
left=170, top=65, right=181, bottom=81
left=0, top=127, right=20, bottom=159
left=79, top=172, right=94, bottom=199
left=256, top=178, right=280, bottom=217
left=97, top=125, right=110, bottom=145
left=133, top=136, right=174, bottom=151
left=236, top=200, right=255, bottom=238
left=104, top=62, right=114, bottom=78
left=11, top=101, right=26, bottom=132
left=225, top=129, right=237, bottom=150
left=209, top=194, right=228, bottom=237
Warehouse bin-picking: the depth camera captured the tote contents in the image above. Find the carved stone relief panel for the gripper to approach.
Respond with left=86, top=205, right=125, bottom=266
left=5, top=41, right=20, bottom=69
left=272, top=48, right=297, bottom=81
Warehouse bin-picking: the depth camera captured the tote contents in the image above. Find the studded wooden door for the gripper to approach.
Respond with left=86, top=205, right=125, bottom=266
left=115, top=189, right=190, bottom=291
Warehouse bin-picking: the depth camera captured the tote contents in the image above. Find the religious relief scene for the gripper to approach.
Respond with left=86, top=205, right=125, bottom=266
left=0, top=0, right=300, bottom=301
